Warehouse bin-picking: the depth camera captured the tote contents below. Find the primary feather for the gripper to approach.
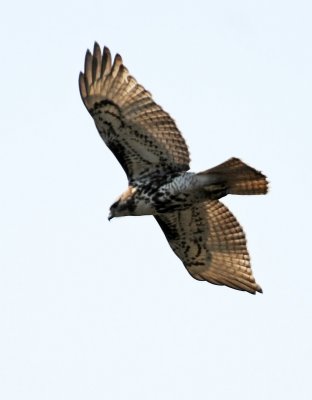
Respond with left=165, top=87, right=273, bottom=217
left=79, top=43, right=190, bottom=182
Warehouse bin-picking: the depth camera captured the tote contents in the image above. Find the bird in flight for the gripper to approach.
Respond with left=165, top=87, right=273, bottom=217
left=79, top=43, right=268, bottom=294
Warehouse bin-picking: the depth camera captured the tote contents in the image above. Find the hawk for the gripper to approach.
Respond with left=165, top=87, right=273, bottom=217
left=79, top=43, right=268, bottom=294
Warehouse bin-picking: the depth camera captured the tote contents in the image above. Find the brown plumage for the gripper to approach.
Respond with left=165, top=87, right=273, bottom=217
left=155, top=200, right=262, bottom=294
left=79, top=43, right=190, bottom=181
left=199, top=157, right=268, bottom=195
left=79, top=43, right=268, bottom=294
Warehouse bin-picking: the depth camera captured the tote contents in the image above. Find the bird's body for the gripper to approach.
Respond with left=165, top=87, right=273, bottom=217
left=79, top=43, right=268, bottom=294
left=109, top=171, right=223, bottom=218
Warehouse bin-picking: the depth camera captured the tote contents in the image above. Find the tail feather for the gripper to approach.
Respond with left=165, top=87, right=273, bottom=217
left=199, top=158, right=268, bottom=195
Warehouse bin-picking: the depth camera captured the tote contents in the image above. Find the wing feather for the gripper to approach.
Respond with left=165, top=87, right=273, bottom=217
left=101, top=46, right=112, bottom=76
left=155, top=200, right=262, bottom=294
left=79, top=43, right=190, bottom=181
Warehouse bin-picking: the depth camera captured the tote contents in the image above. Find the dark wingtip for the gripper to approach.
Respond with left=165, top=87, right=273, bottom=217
left=256, top=285, right=263, bottom=294
left=78, top=71, right=87, bottom=99
left=93, top=41, right=101, bottom=53
left=101, top=46, right=112, bottom=75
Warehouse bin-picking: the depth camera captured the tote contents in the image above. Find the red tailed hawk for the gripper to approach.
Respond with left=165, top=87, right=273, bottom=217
left=79, top=43, right=268, bottom=294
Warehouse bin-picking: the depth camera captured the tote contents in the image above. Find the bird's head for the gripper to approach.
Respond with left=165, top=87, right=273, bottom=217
left=108, top=186, right=137, bottom=221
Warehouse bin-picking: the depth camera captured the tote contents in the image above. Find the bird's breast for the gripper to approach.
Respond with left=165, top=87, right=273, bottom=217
left=132, top=192, right=157, bottom=216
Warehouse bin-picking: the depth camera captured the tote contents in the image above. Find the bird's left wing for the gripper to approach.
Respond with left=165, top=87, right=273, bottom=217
left=79, top=43, right=190, bottom=182
left=155, top=200, right=262, bottom=294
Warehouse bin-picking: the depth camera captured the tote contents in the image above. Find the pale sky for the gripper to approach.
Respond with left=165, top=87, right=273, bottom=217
left=1, top=1, right=311, bottom=399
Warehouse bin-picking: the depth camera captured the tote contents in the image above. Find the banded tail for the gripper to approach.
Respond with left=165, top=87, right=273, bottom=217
left=198, top=158, right=268, bottom=196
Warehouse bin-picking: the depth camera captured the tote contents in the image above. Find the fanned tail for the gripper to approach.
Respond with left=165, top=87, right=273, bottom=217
left=198, top=158, right=268, bottom=195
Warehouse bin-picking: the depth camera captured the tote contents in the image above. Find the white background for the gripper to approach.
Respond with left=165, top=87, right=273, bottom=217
left=1, top=1, right=311, bottom=399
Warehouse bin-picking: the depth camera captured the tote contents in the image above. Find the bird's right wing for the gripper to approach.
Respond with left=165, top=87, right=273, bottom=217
left=79, top=43, right=190, bottom=182
left=155, top=200, right=262, bottom=294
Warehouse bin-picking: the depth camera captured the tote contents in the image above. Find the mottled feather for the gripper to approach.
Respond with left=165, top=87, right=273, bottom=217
left=79, top=43, right=190, bottom=182
left=155, top=200, right=262, bottom=294
left=79, top=43, right=267, bottom=295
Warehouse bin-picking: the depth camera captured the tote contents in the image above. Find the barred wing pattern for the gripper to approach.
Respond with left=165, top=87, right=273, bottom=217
left=79, top=43, right=190, bottom=181
left=155, top=200, right=262, bottom=294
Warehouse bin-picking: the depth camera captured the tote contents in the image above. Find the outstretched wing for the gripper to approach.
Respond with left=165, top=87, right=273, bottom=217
left=155, top=200, right=262, bottom=294
left=79, top=43, right=190, bottom=182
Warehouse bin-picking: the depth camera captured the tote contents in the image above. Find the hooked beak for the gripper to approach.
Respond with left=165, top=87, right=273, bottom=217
left=108, top=211, right=114, bottom=221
